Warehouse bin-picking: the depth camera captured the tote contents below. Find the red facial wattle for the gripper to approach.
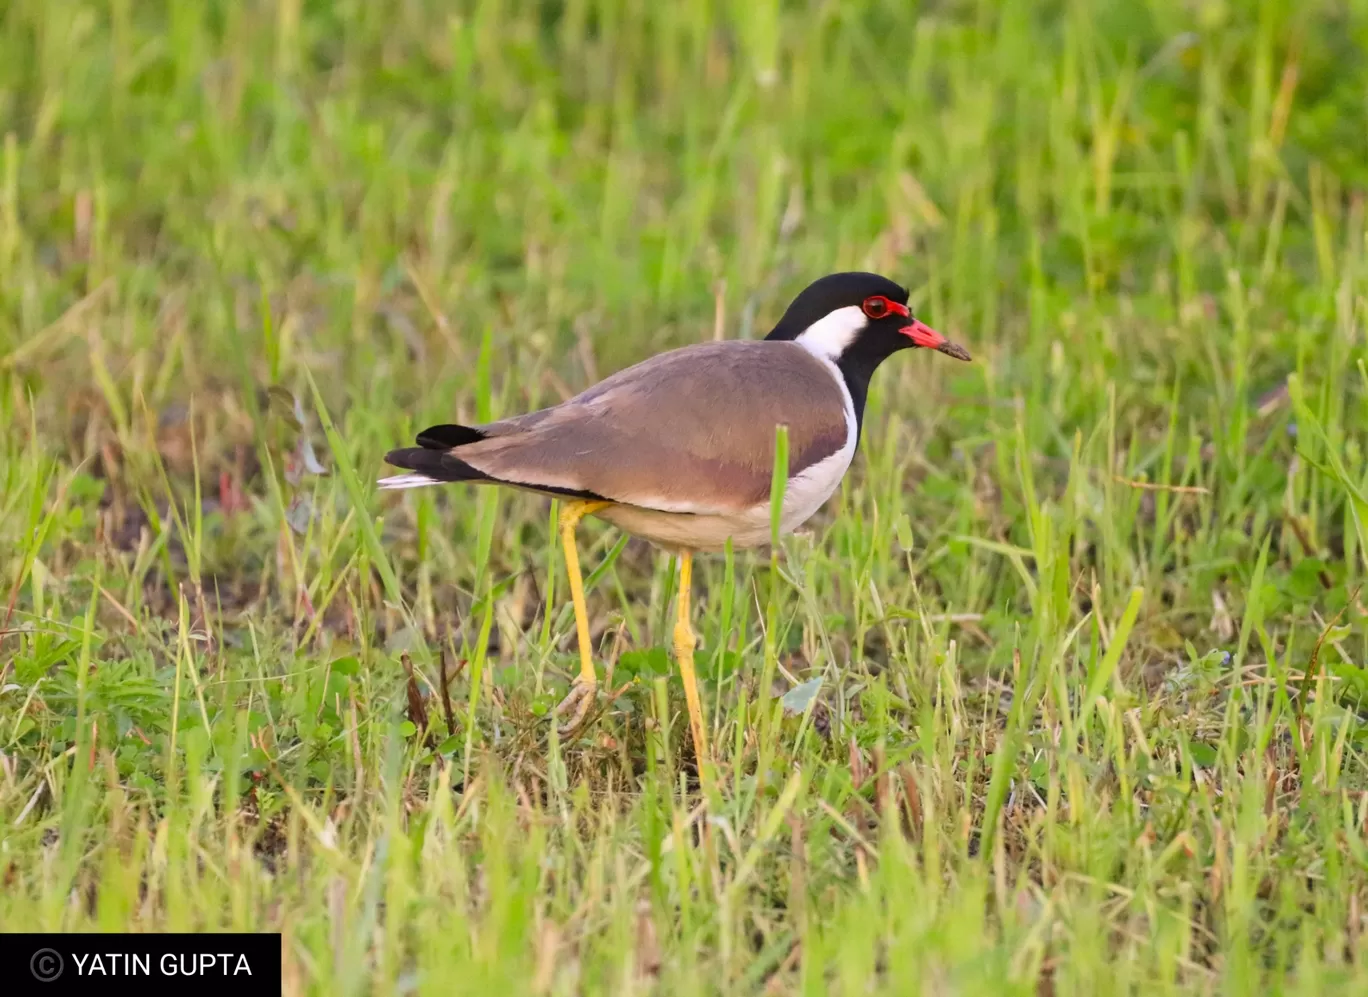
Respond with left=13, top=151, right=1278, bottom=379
left=861, top=295, right=910, bottom=320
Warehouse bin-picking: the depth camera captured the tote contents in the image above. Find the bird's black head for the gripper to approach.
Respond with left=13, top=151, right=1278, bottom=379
left=765, top=271, right=969, bottom=364
left=765, top=271, right=971, bottom=431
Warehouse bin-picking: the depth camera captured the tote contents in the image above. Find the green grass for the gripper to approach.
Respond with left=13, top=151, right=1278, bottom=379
left=2, top=0, right=1368, bottom=992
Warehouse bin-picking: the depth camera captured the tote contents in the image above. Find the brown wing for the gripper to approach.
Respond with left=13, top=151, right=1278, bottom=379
left=453, top=341, right=851, bottom=514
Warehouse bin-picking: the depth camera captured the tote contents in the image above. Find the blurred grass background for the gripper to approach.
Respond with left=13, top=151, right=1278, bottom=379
left=2, top=0, right=1368, bottom=992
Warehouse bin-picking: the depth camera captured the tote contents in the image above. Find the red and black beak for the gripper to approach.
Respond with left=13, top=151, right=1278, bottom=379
left=901, top=318, right=972, bottom=361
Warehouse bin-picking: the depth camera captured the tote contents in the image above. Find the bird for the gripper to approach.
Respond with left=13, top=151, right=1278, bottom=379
left=378, top=272, right=971, bottom=783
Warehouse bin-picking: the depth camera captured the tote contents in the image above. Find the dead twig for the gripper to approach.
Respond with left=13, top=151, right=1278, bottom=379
left=1113, top=476, right=1209, bottom=495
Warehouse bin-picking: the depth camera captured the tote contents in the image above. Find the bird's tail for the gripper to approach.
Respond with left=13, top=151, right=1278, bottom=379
left=376, top=472, right=444, bottom=491
left=378, top=423, right=490, bottom=490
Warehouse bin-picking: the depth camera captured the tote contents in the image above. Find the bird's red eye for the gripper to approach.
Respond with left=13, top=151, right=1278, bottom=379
left=862, top=296, right=890, bottom=319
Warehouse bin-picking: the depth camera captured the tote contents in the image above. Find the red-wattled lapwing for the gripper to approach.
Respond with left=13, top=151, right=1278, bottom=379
left=379, top=272, right=970, bottom=777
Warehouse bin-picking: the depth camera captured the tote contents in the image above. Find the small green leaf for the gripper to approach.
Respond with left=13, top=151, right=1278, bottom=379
left=1329, top=661, right=1368, bottom=709
left=618, top=647, right=671, bottom=679
left=1286, top=559, right=1330, bottom=600
left=1188, top=740, right=1218, bottom=768
left=329, top=655, right=360, bottom=676
left=895, top=514, right=915, bottom=552
left=399, top=720, right=417, bottom=738
left=781, top=677, right=823, bottom=715
left=266, top=386, right=303, bottom=429
left=1326, top=624, right=1352, bottom=644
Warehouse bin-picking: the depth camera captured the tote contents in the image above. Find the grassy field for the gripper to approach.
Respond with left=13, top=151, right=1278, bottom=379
left=2, top=0, right=1367, bottom=992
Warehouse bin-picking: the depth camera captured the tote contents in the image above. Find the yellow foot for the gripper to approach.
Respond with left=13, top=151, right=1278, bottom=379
left=554, top=677, right=598, bottom=737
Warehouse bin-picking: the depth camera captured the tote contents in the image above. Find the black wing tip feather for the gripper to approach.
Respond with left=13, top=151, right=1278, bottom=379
left=383, top=424, right=491, bottom=484
left=387, top=429, right=611, bottom=501
left=383, top=447, right=487, bottom=483
left=416, top=424, right=487, bottom=450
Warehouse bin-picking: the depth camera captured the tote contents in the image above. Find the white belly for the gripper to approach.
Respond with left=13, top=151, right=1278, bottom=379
left=596, top=442, right=855, bottom=552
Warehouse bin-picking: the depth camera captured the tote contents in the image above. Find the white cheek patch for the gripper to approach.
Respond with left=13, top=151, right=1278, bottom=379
left=792, top=305, right=868, bottom=361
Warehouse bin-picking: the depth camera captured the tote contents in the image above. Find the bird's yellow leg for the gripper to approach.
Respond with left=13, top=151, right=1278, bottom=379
left=554, top=499, right=611, bottom=736
left=673, top=550, right=711, bottom=787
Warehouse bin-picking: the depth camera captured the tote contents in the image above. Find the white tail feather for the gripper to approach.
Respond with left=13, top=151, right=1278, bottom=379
left=377, top=473, right=443, bottom=491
